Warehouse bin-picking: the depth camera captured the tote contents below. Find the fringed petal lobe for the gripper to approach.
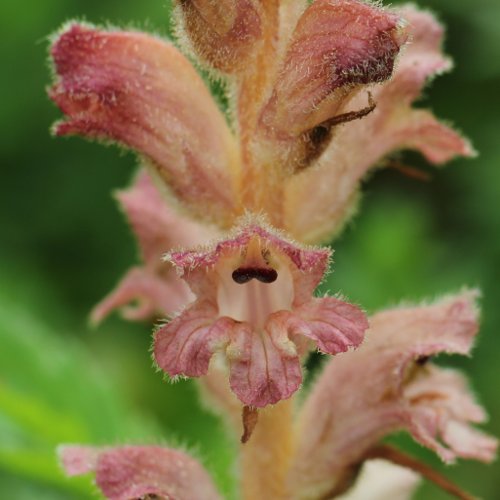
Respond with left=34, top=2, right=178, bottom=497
left=49, top=24, right=239, bottom=223
left=155, top=303, right=231, bottom=377
left=291, top=297, right=369, bottom=354
left=91, top=267, right=192, bottom=324
left=59, top=445, right=221, bottom=500
left=227, top=312, right=302, bottom=407
left=404, top=366, right=497, bottom=463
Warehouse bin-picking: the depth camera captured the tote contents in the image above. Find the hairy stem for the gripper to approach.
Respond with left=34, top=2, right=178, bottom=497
left=240, top=398, right=294, bottom=500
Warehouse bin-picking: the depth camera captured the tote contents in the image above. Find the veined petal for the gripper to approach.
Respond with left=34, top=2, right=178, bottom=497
left=259, top=0, right=407, bottom=137
left=389, top=109, right=473, bottom=164
left=288, top=292, right=496, bottom=498
left=227, top=312, right=302, bottom=407
left=117, top=171, right=216, bottom=263
left=174, top=0, right=263, bottom=72
left=59, top=445, right=221, bottom=500
left=284, top=6, right=473, bottom=244
left=290, top=297, right=368, bottom=354
left=49, top=24, right=240, bottom=223
left=155, top=302, right=231, bottom=377
left=405, top=367, right=497, bottom=463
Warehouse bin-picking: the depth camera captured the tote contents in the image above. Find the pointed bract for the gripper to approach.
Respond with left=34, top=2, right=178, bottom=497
left=175, top=0, right=263, bottom=72
left=260, top=0, right=407, bottom=137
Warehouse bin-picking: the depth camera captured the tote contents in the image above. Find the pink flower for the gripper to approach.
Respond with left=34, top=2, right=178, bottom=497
left=59, top=445, right=221, bottom=500
left=284, top=5, right=475, bottom=243
left=59, top=293, right=496, bottom=499
left=48, top=2, right=468, bottom=243
left=154, top=219, right=368, bottom=407
left=91, top=170, right=216, bottom=323
left=48, top=3, right=473, bottom=332
left=287, top=292, right=497, bottom=499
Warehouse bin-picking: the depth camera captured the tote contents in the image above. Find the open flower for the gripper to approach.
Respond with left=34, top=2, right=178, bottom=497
left=154, top=219, right=368, bottom=407
left=287, top=292, right=497, bottom=499
left=59, top=445, right=221, bottom=500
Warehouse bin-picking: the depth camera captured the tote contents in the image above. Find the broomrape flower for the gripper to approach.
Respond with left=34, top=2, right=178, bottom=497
left=59, top=293, right=496, bottom=499
left=154, top=219, right=367, bottom=407
left=48, top=0, right=496, bottom=498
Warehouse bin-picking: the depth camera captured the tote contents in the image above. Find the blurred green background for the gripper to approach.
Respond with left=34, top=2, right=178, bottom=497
left=0, top=0, right=499, bottom=498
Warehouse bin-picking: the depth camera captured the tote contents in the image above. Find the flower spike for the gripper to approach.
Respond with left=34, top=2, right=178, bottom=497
left=154, top=219, right=368, bottom=407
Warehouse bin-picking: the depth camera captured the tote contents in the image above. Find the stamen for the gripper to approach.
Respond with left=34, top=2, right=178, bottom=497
left=322, top=91, right=376, bottom=129
left=232, top=267, right=278, bottom=284
left=298, top=92, right=377, bottom=172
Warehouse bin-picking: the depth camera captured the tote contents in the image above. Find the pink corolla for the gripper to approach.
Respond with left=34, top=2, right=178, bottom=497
left=289, top=292, right=497, bottom=498
left=154, top=220, right=367, bottom=407
left=59, top=445, right=221, bottom=500
left=59, top=294, right=496, bottom=499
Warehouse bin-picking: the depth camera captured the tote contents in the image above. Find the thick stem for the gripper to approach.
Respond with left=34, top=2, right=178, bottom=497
left=366, top=445, right=476, bottom=500
left=240, top=398, right=294, bottom=500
